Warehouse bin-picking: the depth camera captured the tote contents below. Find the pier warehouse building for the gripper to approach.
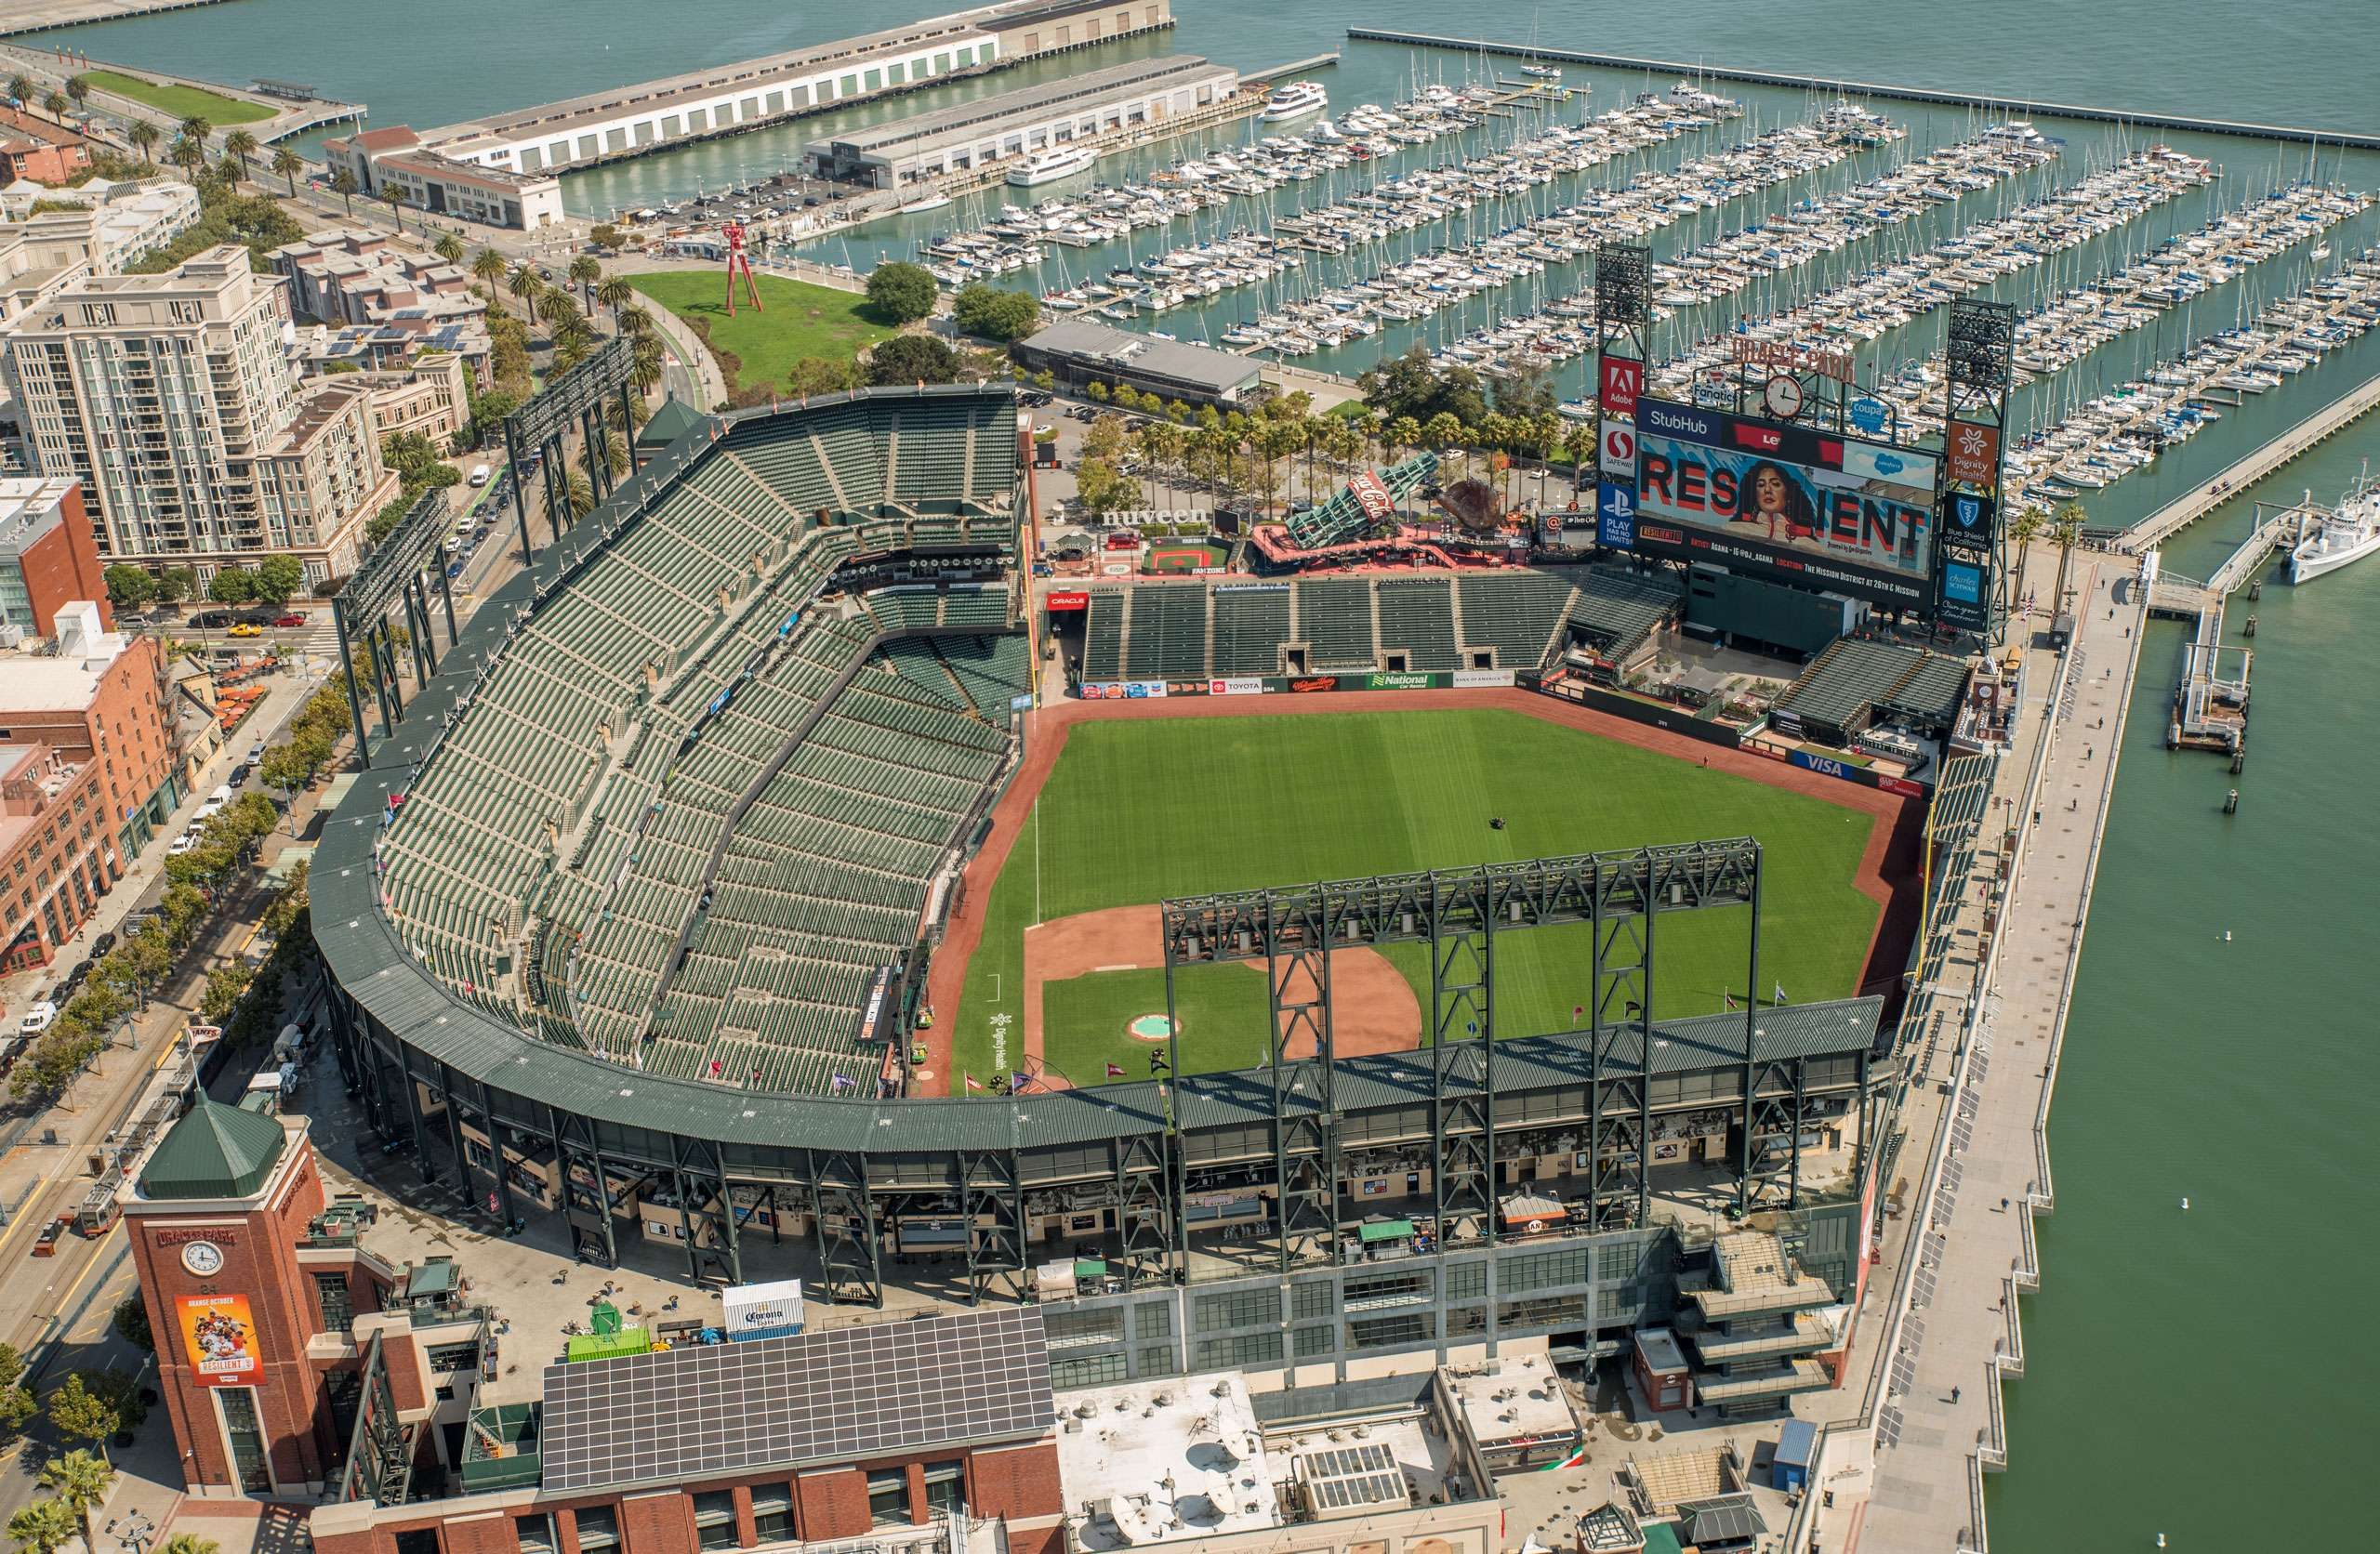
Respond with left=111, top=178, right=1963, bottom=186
left=404, top=1, right=1178, bottom=180
left=805, top=56, right=1239, bottom=188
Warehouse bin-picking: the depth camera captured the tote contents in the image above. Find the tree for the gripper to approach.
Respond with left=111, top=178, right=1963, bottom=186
left=950, top=283, right=1038, bottom=341
left=207, top=566, right=258, bottom=605
left=470, top=246, right=507, bottom=297
left=36, top=1451, right=112, bottom=1546
left=866, top=334, right=958, bottom=387
left=158, top=1537, right=220, bottom=1554
left=568, top=254, right=602, bottom=314
left=111, top=1296, right=154, bottom=1356
left=787, top=356, right=860, bottom=397
left=1073, top=457, right=1131, bottom=518
left=589, top=222, right=622, bottom=251
left=177, top=113, right=212, bottom=148
left=252, top=554, right=304, bottom=608
left=221, top=128, right=258, bottom=183
left=2007, top=505, right=2046, bottom=624
left=864, top=261, right=938, bottom=325
left=5, top=77, right=29, bottom=108
left=126, top=120, right=159, bottom=165
left=0, top=1344, right=34, bottom=1445
left=595, top=275, right=632, bottom=319
left=200, top=963, right=254, bottom=1024
left=509, top=260, right=540, bottom=323
left=566, top=470, right=595, bottom=519
left=1086, top=381, right=1109, bottom=405
left=330, top=167, right=357, bottom=217
left=44, top=1376, right=116, bottom=1460
left=102, top=564, right=156, bottom=609
left=167, top=135, right=204, bottom=178
left=433, top=232, right=464, bottom=267
left=5, top=1499, right=72, bottom=1554
left=40, top=91, right=65, bottom=121
left=154, top=566, right=195, bottom=605
left=271, top=144, right=301, bottom=195
left=64, top=76, right=87, bottom=115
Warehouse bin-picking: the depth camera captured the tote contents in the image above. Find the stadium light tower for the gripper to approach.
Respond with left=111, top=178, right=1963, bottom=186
left=723, top=220, right=762, bottom=317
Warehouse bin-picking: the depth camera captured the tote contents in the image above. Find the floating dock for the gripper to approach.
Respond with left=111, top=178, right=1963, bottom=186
left=1344, top=27, right=2380, bottom=151
left=2149, top=514, right=2293, bottom=754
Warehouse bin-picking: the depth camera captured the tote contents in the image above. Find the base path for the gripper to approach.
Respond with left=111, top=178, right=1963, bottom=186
left=1021, top=903, right=1421, bottom=1086
left=919, top=687, right=1925, bottom=1095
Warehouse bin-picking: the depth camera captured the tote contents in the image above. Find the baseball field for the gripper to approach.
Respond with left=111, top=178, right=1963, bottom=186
left=934, top=701, right=1900, bottom=1094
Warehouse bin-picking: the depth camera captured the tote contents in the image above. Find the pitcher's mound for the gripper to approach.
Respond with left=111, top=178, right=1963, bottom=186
left=1127, top=1014, right=1173, bottom=1042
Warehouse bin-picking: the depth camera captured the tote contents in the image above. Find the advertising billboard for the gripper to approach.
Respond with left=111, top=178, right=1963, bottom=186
left=1629, top=399, right=1938, bottom=607
left=177, top=1294, right=263, bottom=1388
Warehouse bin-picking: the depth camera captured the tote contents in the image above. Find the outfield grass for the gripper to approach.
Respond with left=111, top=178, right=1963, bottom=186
left=80, top=70, right=274, bottom=125
left=625, top=272, right=897, bottom=396
left=947, top=709, right=1885, bottom=1090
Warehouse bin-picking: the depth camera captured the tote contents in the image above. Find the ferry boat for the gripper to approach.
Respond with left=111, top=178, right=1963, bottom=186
left=2282, top=475, right=2380, bottom=583
left=1261, top=81, right=1329, bottom=122
left=1006, top=144, right=1098, bottom=187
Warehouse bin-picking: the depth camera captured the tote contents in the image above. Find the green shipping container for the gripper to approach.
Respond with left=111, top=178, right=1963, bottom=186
left=565, top=1327, right=651, bottom=1363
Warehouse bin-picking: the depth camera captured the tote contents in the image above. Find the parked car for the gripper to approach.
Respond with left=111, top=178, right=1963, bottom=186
left=228, top=762, right=253, bottom=785
left=246, top=742, right=266, bottom=764
left=90, top=929, right=115, bottom=956
left=17, top=1001, right=57, bottom=1038
left=273, top=612, right=306, bottom=628
left=190, top=611, right=231, bottom=629
left=31, top=1218, right=65, bottom=1258
left=166, top=833, right=198, bottom=857
left=56, top=961, right=89, bottom=997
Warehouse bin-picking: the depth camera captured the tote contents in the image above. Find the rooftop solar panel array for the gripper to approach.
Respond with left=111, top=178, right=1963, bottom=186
left=541, top=1308, right=1054, bottom=1493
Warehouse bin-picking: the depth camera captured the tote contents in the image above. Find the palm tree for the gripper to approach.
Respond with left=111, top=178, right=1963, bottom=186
left=126, top=119, right=159, bottom=165
left=596, top=275, right=632, bottom=321
left=329, top=167, right=358, bottom=217
left=508, top=261, right=540, bottom=323
left=565, top=469, right=595, bottom=519
left=40, top=90, right=65, bottom=121
left=5, top=1499, right=73, bottom=1554
left=2048, top=499, right=2086, bottom=620
left=470, top=245, right=507, bottom=299
left=271, top=144, right=301, bottom=195
left=1562, top=423, right=1594, bottom=504
left=176, top=113, right=211, bottom=149
left=567, top=255, right=601, bottom=315
left=2006, top=506, right=2046, bottom=625
left=6, top=76, right=32, bottom=109
left=167, top=136, right=204, bottom=178
left=380, top=187, right=405, bottom=234
left=63, top=76, right=87, bottom=118
left=617, top=304, right=653, bottom=337
left=221, top=127, right=258, bottom=183
left=36, top=1452, right=112, bottom=1548
left=433, top=232, right=464, bottom=267
left=156, top=1536, right=220, bottom=1554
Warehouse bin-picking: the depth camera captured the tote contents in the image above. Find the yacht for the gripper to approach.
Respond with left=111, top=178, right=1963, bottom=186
left=897, top=193, right=952, bottom=215
left=1007, top=144, right=1098, bottom=187
left=1521, top=63, right=1564, bottom=79
left=2282, top=476, right=2380, bottom=583
left=1261, top=81, right=1329, bottom=122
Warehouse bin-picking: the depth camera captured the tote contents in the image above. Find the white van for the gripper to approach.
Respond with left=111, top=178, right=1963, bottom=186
left=468, top=464, right=493, bottom=487
left=18, top=1001, right=57, bottom=1038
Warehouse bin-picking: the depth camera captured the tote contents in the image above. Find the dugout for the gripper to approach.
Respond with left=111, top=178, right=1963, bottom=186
left=1683, top=565, right=1866, bottom=660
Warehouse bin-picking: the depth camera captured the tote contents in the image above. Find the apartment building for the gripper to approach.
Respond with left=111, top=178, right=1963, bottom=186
left=0, top=177, right=202, bottom=273
left=0, top=478, right=107, bottom=638
left=1, top=246, right=396, bottom=586
left=271, top=228, right=486, bottom=331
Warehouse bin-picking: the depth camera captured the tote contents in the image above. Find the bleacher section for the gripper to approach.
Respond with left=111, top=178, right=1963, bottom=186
left=1210, top=585, right=1290, bottom=677
left=1071, top=569, right=1628, bottom=685
left=1565, top=568, right=1685, bottom=663
left=1778, top=640, right=1971, bottom=745
left=1455, top=569, right=1576, bottom=667
left=1373, top=577, right=1459, bottom=671
left=374, top=387, right=1022, bottom=1097
left=1293, top=578, right=1376, bottom=668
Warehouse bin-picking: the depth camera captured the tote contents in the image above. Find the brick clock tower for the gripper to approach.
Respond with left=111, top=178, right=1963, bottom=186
left=126, top=1100, right=337, bottom=1497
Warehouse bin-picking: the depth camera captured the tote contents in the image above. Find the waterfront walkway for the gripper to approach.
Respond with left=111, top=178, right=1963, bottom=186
left=2122, top=372, right=2380, bottom=552
left=1804, top=559, right=2149, bottom=1553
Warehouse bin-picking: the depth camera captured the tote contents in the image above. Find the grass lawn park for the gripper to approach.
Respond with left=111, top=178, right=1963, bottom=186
left=80, top=69, right=274, bottom=125
left=625, top=271, right=897, bottom=396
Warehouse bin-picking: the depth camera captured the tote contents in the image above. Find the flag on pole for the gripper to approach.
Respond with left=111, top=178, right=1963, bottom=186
left=964, top=1072, right=984, bottom=1091
left=1105, top=1062, right=1126, bottom=1077
left=1724, top=992, right=1738, bottom=1010
left=831, top=1073, right=853, bottom=1092
left=1774, top=981, right=1788, bottom=1005
left=1011, top=1071, right=1029, bottom=1091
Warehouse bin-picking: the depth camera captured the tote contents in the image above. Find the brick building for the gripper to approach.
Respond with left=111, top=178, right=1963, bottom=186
left=0, top=607, right=179, bottom=880
left=0, top=106, right=90, bottom=186
left=0, top=478, right=108, bottom=638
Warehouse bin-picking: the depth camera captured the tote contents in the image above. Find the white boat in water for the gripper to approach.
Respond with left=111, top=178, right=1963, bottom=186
left=898, top=193, right=952, bottom=215
left=1006, top=144, right=1098, bottom=187
left=1521, top=63, right=1563, bottom=79
left=1261, top=81, right=1329, bottom=122
left=2282, top=475, right=2380, bottom=583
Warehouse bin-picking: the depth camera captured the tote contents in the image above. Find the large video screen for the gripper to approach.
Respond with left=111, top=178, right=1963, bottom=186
left=1631, top=398, right=1938, bottom=608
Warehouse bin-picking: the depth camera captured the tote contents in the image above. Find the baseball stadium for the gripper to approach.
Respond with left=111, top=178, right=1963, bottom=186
left=317, top=381, right=1995, bottom=1407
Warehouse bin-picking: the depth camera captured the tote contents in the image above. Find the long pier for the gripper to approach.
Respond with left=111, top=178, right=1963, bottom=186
left=0, top=0, right=244, bottom=35
left=1343, top=28, right=2380, bottom=151
left=2119, top=372, right=2380, bottom=551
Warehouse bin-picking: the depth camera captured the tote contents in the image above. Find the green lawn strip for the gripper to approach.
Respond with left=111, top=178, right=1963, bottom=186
left=624, top=271, right=897, bottom=395
left=81, top=70, right=274, bottom=125
left=945, top=709, right=1883, bottom=1090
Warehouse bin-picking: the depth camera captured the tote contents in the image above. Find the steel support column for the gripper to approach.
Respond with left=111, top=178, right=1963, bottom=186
left=807, top=1149, right=882, bottom=1307
left=1265, top=888, right=1338, bottom=1273
left=1738, top=863, right=1763, bottom=1216
left=1430, top=869, right=1495, bottom=1247
left=961, top=1148, right=1026, bottom=1305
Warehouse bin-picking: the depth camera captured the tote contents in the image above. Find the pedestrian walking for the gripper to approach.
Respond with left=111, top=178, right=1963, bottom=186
left=1951, top=1386, right=1962, bottom=1404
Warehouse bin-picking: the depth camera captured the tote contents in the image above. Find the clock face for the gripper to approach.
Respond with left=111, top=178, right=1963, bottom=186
left=1764, top=374, right=1805, bottom=420
left=179, top=1241, right=225, bottom=1277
